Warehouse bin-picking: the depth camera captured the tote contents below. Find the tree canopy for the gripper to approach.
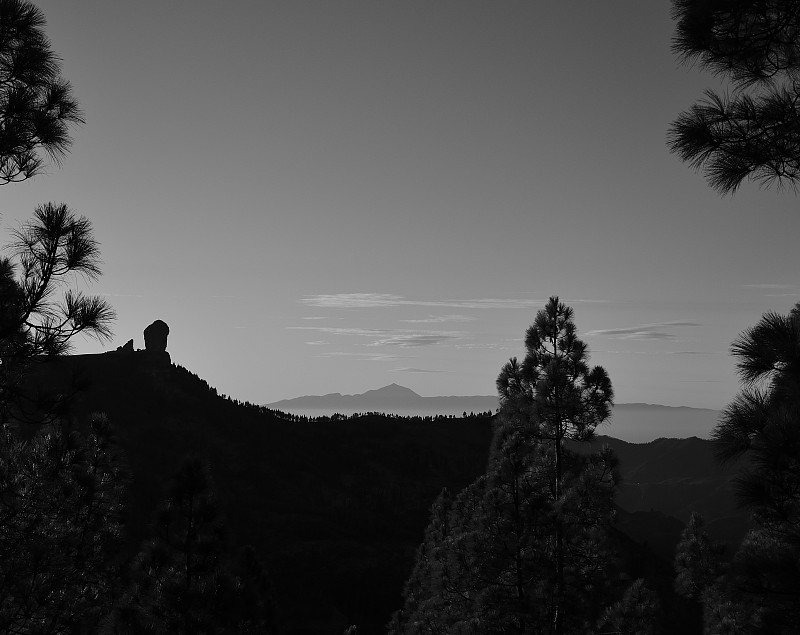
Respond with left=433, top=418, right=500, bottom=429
left=682, top=303, right=800, bottom=633
left=0, top=0, right=83, bottom=184
left=0, top=202, right=114, bottom=426
left=668, top=0, right=800, bottom=194
left=392, top=298, right=619, bottom=634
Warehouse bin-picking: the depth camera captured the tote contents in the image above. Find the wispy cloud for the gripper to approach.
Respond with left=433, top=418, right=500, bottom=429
left=399, top=314, right=477, bottom=324
left=586, top=321, right=701, bottom=341
left=742, top=284, right=795, bottom=290
left=300, top=293, right=601, bottom=310
left=390, top=367, right=447, bottom=374
left=290, top=326, right=389, bottom=337
left=369, top=333, right=461, bottom=347
left=454, top=342, right=513, bottom=351
left=301, top=293, right=404, bottom=308
left=314, top=351, right=415, bottom=362
left=742, top=284, right=798, bottom=298
left=594, top=348, right=718, bottom=356
left=289, top=325, right=465, bottom=347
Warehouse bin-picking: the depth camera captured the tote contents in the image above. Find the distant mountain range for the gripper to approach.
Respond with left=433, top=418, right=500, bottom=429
left=266, top=384, right=721, bottom=442
left=266, top=383, right=496, bottom=417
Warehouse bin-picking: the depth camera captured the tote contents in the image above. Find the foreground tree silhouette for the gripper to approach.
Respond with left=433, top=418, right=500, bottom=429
left=596, top=578, right=663, bottom=635
left=391, top=297, right=617, bottom=634
left=674, top=513, right=725, bottom=603
left=0, top=205, right=120, bottom=633
left=689, top=303, right=800, bottom=632
left=0, top=0, right=84, bottom=184
left=668, top=0, right=800, bottom=194
left=0, top=202, right=114, bottom=424
left=0, top=4, right=129, bottom=631
left=672, top=512, right=736, bottom=633
left=496, top=296, right=614, bottom=634
left=0, top=414, right=127, bottom=633
left=109, top=459, right=276, bottom=634
left=0, top=1, right=106, bottom=397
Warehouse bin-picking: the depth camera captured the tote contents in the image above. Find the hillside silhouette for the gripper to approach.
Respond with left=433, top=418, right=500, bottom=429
left=26, top=351, right=748, bottom=633
left=28, top=351, right=495, bottom=633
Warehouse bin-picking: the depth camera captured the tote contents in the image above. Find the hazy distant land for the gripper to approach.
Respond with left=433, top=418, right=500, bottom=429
left=266, top=384, right=720, bottom=443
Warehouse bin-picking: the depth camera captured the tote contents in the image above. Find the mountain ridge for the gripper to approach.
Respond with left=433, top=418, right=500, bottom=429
left=267, top=384, right=720, bottom=411
left=266, top=385, right=721, bottom=442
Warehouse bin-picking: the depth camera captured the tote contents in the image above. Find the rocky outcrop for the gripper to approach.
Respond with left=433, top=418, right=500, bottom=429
left=143, top=320, right=169, bottom=353
left=116, top=339, right=134, bottom=353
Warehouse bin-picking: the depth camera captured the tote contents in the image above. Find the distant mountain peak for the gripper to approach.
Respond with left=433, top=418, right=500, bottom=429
left=364, top=383, right=420, bottom=398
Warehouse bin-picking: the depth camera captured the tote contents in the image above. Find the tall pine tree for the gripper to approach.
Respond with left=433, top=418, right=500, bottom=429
left=675, top=304, right=800, bottom=632
left=108, top=458, right=276, bottom=634
left=0, top=413, right=127, bottom=633
left=698, top=303, right=800, bottom=633
left=496, top=296, right=615, bottom=634
left=392, top=297, right=617, bottom=634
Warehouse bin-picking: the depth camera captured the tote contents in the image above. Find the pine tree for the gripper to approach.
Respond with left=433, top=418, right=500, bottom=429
left=392, top=297, right=617, bottom=634
left=0, top=5, right=125, bottom=630
left=228, top=544, right=278, bottom=634
left=0, top=413, right=127, bottom=633
left=389, top=488, right=457, bottom=634
left=674, top=513, right=725, bottom=601
left=109, top=459, right=277, bottom=634
left=596, top=578, right=663, bottom=635
left=0, top=0, right=84, bottom=184
left=392, top=417, right=619, bottom=634
left=496, top=296, right=614, bottom=634
left=109, top=459, right=230, bottom=634
left=1, top=203, right=114, bottom=426
left=695, top=303, right=800, bottom=633
left=0, top=204, right=119, bottom=633
left=668, top=0, right=800, bottom=194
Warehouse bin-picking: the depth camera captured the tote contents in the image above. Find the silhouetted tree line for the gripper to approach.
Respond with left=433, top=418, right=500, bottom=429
left=171, top=363, right=496, bottom=424
left=306, top=411, right=495, bottom=424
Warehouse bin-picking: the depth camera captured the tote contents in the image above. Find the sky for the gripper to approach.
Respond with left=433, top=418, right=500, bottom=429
left=3, top=1, right=799, bottom=410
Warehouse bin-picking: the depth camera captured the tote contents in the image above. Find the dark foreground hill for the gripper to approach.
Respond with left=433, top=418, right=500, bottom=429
left=574, top=436, right=750, bottom=560
left=25, top=351, right=748, bottom=633
left=29, top=351, right=495, bottom=633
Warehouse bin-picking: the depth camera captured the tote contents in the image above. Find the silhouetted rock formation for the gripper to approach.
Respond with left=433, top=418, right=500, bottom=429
left=117, top=339, right=134, bottom=353
left=144, top=320, right=169, bottom=353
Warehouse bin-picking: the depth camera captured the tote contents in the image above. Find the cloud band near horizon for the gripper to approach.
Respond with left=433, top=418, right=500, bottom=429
left=586, top=321, right=702, bottom=341
left=300, top=293, right=604, bottom=310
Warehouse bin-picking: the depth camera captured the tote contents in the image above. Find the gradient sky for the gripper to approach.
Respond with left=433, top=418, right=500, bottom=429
left=4, top=2, right=799, bottom=409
